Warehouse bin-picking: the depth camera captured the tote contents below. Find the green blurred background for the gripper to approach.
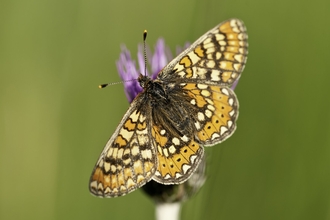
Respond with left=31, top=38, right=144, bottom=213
left=1, top=0, right=330, bottom=219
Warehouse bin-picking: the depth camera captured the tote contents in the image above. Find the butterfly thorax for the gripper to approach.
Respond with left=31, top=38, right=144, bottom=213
left=138, top=74, right=193, bottom=137
left=138, top=74, right=168, bottom=104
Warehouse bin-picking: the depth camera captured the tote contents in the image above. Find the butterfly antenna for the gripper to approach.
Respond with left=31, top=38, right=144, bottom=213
left=143, top=30, right=147, bottom=76
left=98, top=79, right=135, bottom=89
left=100, top=31, right=148, bottom=89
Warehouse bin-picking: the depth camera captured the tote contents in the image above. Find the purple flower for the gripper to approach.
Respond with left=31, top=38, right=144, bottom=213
left=116, top=38, right=175, bottom=103
left=115, top=46, right=142, bottom=103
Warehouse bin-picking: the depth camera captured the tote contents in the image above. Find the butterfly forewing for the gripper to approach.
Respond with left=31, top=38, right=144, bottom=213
left=89, top=99, right=157, bottom=197
left=159, top=19, right=248, bottom=86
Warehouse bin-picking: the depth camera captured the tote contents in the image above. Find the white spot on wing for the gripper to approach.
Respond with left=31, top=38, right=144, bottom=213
left=107, top=148, right=114, bottom=157
left=211, top=70, right=220, bottom=81
left=216, top=52, right=222, bottom=59
left=211, top=133, right=220, bottom=140
left=169, top=145, right=176, bottom=154
left=238, top=33, right=245, bottom=40
left=123, top=157, right=131, bottom=165
left=172, top=137, right=180, bottom=146
left=112, top=148, right=118, bottom=158
left=201, top=90, right=210, bottom=97
left=178, top=71, right=186, bottom=77
left=139, top=113, right=146, bottom=122
left=175, top=173, right=183, bottom=178
left=195, top=121, right=201, bottom=130
left=203, top=37, right=212, bottom=45
left=90, top=181, right=97, bottom=189
left=126, top=178, right=135, bottom=188
left=129, top=110, right=140, bottom=122
left=190, top=155, right=197, bottom=163
left=155, top=171, right=161, bottom=177
left=120, top=185, right=127, bottom=191
left=142, top=149, right=152, bottom=159
left=120, top=128, right=134, bottom=141
left=131, top=145, right=139, bottom=156
left=164, top=174, right=171, bottom=179
left=163, top=148, right=169, bottom=157
left=219, top=40, right=226, bottom=46
left=228, top=98, right=234, bottom=106
left=207, top=60, right=216, bottom=68
left=111, top=165, right=116, bottom=173
left=205, top=109, right=212, bottom=118
left=189, top=51, right=200, bottom=64
left=216, top=34, right=225, bottom=41
left=182, top=164, right=191, bottom=174
left=239, top=41, right=246, bottom=47
left=229, top=110, right=235, bottom=117
left=205, top=98, right=214, bottom=105
left=104, top=187, right=111, bottom=194
left=104, top=162, right=110, bottom=172
left=198, top=112, right=205, bottom=121
left=234, top=54, right=243, bottom=62
left=234, top=63, right=241, bottom=71
left=197, top=84, right=208, bottom=89
left=221, top=88, right=229, bottom=96
left=220, top=126, right=228, bottom=135
left=195, top=67, right=207, bottom=78
left=207, top=104, right=215, bottom=111
left=97, top=183, right=104, bottom=190
left=181, top=135, right=189, bottom=142
left=117, top=148, right=124, bottom=158
left=206, top=47, right=215, bottom=54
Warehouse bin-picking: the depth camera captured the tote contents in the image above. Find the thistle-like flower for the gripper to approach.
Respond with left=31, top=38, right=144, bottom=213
left=116, top=39, right=171, bottom=103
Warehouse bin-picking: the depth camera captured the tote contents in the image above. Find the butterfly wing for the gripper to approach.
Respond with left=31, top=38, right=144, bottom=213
left=158, top=19, right=248, bottom=86
left=89, top=95, right=157, bottom=197
left=149, top=94, right=204, bottom=184
left=149, top=82, right=238, bottom=184
left=181, top=83, right=239, bottom=146
left=157, top=18, right=246, bottom=145
left=150, top=19, right=246, bottom=183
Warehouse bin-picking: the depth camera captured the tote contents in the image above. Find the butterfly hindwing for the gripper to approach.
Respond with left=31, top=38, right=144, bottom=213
left=180, top=83, right=239, bottom=146
left=151, top=118, right=204, bottom=184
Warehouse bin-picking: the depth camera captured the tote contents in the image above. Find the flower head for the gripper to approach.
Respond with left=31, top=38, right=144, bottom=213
left=116, top=38, right=174, bottom=103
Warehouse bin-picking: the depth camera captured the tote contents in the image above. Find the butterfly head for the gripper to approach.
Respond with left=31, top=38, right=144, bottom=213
left=137, top=74, right=151, bottom=89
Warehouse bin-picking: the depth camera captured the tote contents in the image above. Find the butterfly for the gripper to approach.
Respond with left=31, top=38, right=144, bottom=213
left=89, top=18, right=248, bottom=197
